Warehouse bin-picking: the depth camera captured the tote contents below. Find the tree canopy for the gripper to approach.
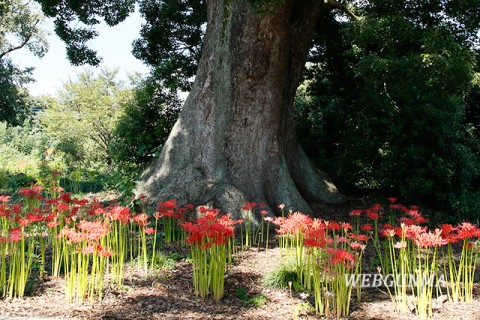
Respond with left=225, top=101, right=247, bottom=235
left=0, top=0, right=48, bottom=125
left=39, top=68, right=132, bottom=167
left=31, top=0, right=480, bottom=217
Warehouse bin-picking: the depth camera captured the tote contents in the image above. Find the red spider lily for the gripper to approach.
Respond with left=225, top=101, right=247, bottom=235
left=8, top=228, right=22, bottom=242
left=356, top=234, right=369, bottom=242
left=57, top=203, right=70, bottom=212
left=144, top=227, right=155, bottom=235
left=259, top=202, right=266, bottom=207
left=60, top=227, right=85, bottom=243
left=74, top=198, right=89, bottom=206
left=388, top=197, right=398, bottom=203
left=0, top=195, right=11, bottom=203
left=242, top=202, right=257, bottom=211
left=81, top=245, right=96, bottom=255
left=133, top=213, right=149, bottom=226
left=327, top=248, right=355, bottom=266
left=158, top=199, right=177, bottom=209
left=394, top=241, right=407, bottom=249
left=260, top=210, right=268, bottom=215
left=336, top=236, right=350, bottom=244
left=371, top=203, right=382, bottom=212
left=438, top=224, right=458, bottom=243
left=361, top=224, right=373, bottom=232
left=0, top=204, right=10, bottom=218
left=404, top=225, right=427, bottom=239
left=77, top=220, right=110, bottom=242
left=414, top=231, right=448, bottom=248
left=303, top=219, right=328, bottom=248
left=367, top=211, right=380, bottom=220
left=326, top=221, right=341, bottom=232
left=97, top=245, right=112, bottom=257
left=198, top=206, right=209, bottom=214
left=160, top=209, right=175, bottom=218
left=406, top=210, right=428, bottom=224
left=45, top=198, right=59, bottom=206
left=18, top=185, right=43, bottom=199
left=381, top=228, right=395, bottom=238
left=341, top=222, right=353, bottom=232
left=70, top=206, right=80, bottom=217
left=25, top=213, right=44, bottom=223
left=399, top=218, right=416, bottom=226
left=59, top=192, right=73, bottom=204
left=349, top=209, right=362, bottom=216
left=12, top=204, right=22, bottom=214
left=457, top=222, right=479, bottom=240
left=106, top=205, right=131, bottom=224
left=46, top=221, right=59, bottom=229
left=394, top=226, right=403, bottom=238
left=18, top=218, right=30, bottom=227
left=390, top=204, right=401, bottom=210
left=182, top=210, right=235, bottom=247
left=275, top=212, right=313, bottom=235
left=350, top=241, right=366, bottom=251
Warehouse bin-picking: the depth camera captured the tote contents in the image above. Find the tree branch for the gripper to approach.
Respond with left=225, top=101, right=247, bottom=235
left=0, top=34, right=32, bottom=60
left=324, top=0, right=358, bottom=21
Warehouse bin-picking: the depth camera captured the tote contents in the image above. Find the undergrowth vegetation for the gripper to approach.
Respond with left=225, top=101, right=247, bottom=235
left=0, top=179, right=478, bottom=319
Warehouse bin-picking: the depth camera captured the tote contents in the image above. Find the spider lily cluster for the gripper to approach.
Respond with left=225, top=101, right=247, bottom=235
left=0, top=178, right=478, bottom=320
left=271, top=211, right=366, bottom=318
left=355, top=199, right=480, bottom=319
left=0, top=181, right=196, bottom=301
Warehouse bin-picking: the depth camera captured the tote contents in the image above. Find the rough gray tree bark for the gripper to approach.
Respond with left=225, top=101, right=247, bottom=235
left=136, top=0, right=344, bottom=216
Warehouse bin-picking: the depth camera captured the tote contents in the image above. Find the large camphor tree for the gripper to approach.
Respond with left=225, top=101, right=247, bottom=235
left=34, top=0, right=479, bottom=215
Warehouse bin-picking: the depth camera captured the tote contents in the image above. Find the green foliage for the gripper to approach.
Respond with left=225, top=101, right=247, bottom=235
left=0, top=0, right=48, bottom=125
left=149, top=251, right=176, bottom=270
left=235, top=287, right=268, bottom=307
left=262, top=259, right=299, bottom=290
left=296, top=3, right=480, bottom=217
left=39, top=68, right=132, bottom=169
left=0, top=0, right=48, bottom=59
left=35, top=0, right=134, bottom=65
left=0, top=119, right=57, bottom=193
left=0, top=60, right=33, bottom=125
left=133, top=0, right=206, bottom=91
left=111, top=74, right=181, bottom=175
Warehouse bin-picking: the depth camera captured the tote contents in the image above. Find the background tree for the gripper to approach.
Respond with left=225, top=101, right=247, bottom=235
left=39, top=68, right=132, bottom=169
left=0, top=60, right=32, bottom=125
left=296, top=1, right=480, bottom=218
left=0, top=0, right=48, bottom=125
left=132, top=0, right=207, bottom=92
left=111, top=74, right=182, bottom=174
left=33, top=0, right=480, bottom=216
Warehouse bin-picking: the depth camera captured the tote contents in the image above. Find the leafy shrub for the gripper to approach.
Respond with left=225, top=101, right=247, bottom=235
left=110, top=74, right=181, bottom=175
left=295, top=13, right=480, bottom=218
left=262, top=259, right=300, bottom=290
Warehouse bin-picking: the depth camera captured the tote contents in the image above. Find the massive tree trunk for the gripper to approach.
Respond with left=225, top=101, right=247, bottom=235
left=136, top=0, right=343, bottom=216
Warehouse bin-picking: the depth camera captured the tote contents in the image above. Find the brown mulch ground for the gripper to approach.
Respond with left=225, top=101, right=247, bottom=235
left=0, top=197, right=479, bottom=320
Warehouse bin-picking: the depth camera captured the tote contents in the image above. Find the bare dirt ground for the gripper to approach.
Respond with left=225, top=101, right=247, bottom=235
left=0, top=197, right=479, bottom=320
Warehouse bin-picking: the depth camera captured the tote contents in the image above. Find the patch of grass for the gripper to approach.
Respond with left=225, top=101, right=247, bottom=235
left=150, top=251, right=177, bottom=270
left=262, top=259, right=298, bottom=290
left=235, top=287, right=267, bottom=307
